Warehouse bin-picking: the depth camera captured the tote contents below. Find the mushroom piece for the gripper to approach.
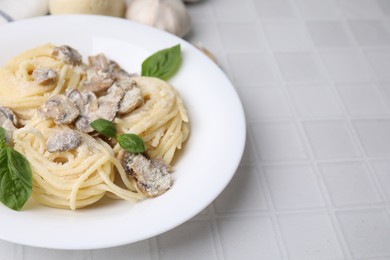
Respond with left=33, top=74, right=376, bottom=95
left=82, top=53, right=122, bottom=93
left=32, top=68, right=57, bottom=85
left=117, top=80, right=143, bottom=114
left=88, top=53, right=111, bottom=71
left=39, top=95, right=79, bottom=125
left=52, top=45, right=82, bottom=66
left=82, top=66, right=114, bottom=93
left=75, top=116, right=96, bottom=133
left=95, top=83, right=124, bottom=120
left=65, top=89, right=83, bottom=109
left=75, top=85, right=122, bottom=133
left=0, top=107, right=18, bottom=144
left=119, top=151, right=173, bottom=198
left=66, top=89, right=98, bottom=113
left=46, top=129, right=82, bottom=153
left=88, top=53, right=122, bottom=76
left=114, top=72, right=143, bottom=114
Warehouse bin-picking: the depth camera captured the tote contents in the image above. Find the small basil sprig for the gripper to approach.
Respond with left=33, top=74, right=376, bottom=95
left=141, top=44, right=181, bottom=80
left=0, top=127, right=32, bottom=211
left=90, top=119, right=117, bottom=138
left=117, top=134, right=145, bottom=153
left=90, top=119, right=146, bottom=153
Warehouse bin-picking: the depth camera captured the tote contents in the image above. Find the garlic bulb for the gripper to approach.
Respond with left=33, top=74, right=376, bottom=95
left=49, top=0, right=126, bottom=17
left=126, top=0, right=191, bottom=38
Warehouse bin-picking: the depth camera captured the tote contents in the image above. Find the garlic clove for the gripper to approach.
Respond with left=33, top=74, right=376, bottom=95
left=49, top=0, right=126, bottom=17
left=126, top=0, right=192, bottom=38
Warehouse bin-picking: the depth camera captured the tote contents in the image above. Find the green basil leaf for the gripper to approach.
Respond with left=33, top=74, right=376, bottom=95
left=90, top=118, right=117, bottom=138
left=118, top=134, right=146, bottom=153
left=0, top=127, right=6, bottom=146
left=141, top=44, right=181, bottom=80
left=0, top=147, right=32, bottom=211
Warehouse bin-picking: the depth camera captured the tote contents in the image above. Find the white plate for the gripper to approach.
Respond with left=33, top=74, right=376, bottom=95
left=0, top=15, right=246, bottom=249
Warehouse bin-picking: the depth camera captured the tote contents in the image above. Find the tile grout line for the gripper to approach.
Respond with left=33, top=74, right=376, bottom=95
left=248, top=1, right=304, bottom=258
left=295, top=2, right=390, bottom=258
left=335, top=15, right=390, bottom=208
left=275, top=0, right=364, bottom=258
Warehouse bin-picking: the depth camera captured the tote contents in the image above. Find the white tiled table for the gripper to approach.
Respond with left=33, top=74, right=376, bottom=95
left=2, top=0, right=390, bottom=259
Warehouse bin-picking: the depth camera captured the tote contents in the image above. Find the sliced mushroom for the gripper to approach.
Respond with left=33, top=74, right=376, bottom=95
left=32, top=68, right=58, bottom=85
left=66, top=89, right=98, bottom=114
left=66, top=89, right=83, bottom=109
left=52, top=45, right=82, bottom=66
left=119, top=151, right=173, bottom=198
left=118, top=81, right=143, bottom=114
left=96, top=83, right=123, bottom=120
left=109, top=60, right=123, bottom=77
left=75, top=116, right=95, bottom=133
left=82, top=66, right=114, bottom=93
left=89, top=53, right=122, bottom=76
left=39, top=95, right=79, bottom=125
left=46, top=129, right=82, bottom=153
left=88, top=53, right=111, bottom=71
left=0, top=107, right=18, bottom=144
left=75, top=85, right=122, bottom=133
left=81, top=91, right=99, bottom=113
left=114, top=69, right=133, bottom=89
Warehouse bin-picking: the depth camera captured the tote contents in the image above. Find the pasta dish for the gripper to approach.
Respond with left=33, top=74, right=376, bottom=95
left=0, top=44, right=190, bottom=210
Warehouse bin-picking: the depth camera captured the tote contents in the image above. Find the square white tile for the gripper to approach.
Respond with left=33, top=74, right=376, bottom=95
left=237, top=86, right=292, bottom=119
left=0, top=241, right=20, bottom=260
left=340, top=0, right=384, bottom=19
left=303, top=120, right=360, bottom=158
left=306, top=21, right=352, bottom=48
left=288, top=84, right=343, bottom=117
left=336, top=83, right=389, bottom=116
left=227, top=53, right=279, bottom=85
left=348, top=20, right=390, bottom=47
left=22, top=247, right=88, bottom=260
left=353, top=119, right=390, bottom=156
left=156, top=220, right=218, bottom=260
left=217, top=216, right=282, bottom=260
left=254, top=0, right=296, bottom=20
left=274, top=52, right=325, bottom=82
left=295, top=0, right=342, bottom=19
left=186, top=1, right=214, bottom=22
left=91, top=241, right=152, bottom=260
left=337, top=209, right=390, bottom=258
left=263, top=164, right=325, bottom=209
left=218, top=23, right=264, bottom=52
left=214, top=165, right=268, bottom=214
left=263, top=22, right=311, bottom=51
left=278, top=212, right=344, bottom=260
left=321, top=51, right=373, bottom=82
left=251, top=122, right=308, bottom=161
left=319, top=162, right=382, bottom=206
left=212, top=0, right=257, bottom=22
left=365, top=51, right=390, bottom=81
